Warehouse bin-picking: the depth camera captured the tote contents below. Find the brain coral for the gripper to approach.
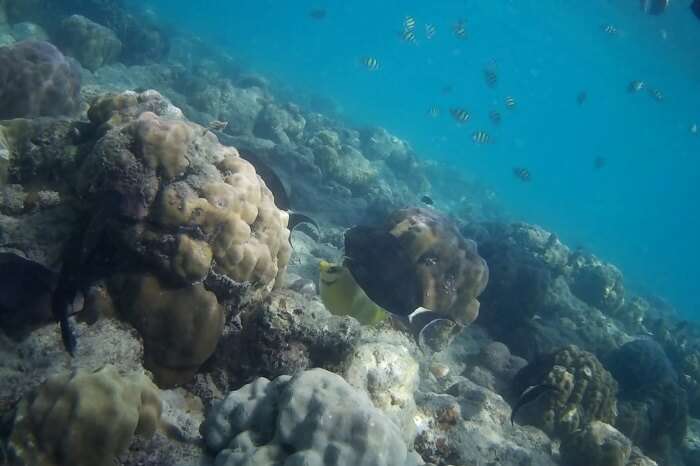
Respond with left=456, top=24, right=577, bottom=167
left=201, top=368, right=424, bottom=466
left=75, top=90, right=291, bottom=385
left=512, top=345, right=618, bottom=438
left=9, top=365, right=161, bottom=466
left=387, top=207, right=489, bottom=325
left=0, top=40, right=80, bottom=119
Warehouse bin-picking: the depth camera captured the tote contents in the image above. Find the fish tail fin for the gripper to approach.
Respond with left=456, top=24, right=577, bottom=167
left=408, top=307, right=461, bottom=353
left=289, top=212, right=320, bottom=239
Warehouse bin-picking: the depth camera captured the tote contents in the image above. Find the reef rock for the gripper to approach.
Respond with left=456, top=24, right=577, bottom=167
left=0, top=40, right=81, bottom=119
left=216, top=288, right=361, bottom=385
left=344, top=339, right=420, bottom=444
left=415, top=377, right=558, bottom=466
left=200, top=368, right=424, bottom=466
left=253, top=102, right=306, bottom=144
left=607, top=340, right=688, bottom=466
left=10, top=22, right=48, bottom=42
left=560, top=421, right=633, bottom=466
left=57, top=14, right=122, bottom=71
left=569, top=253, right=625, bottom=313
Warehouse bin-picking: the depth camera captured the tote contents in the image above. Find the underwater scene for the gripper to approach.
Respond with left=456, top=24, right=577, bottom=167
left=0, top=0, right=699, bottom=465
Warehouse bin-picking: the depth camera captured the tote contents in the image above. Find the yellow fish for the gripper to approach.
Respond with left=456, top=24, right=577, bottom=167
left=319, top=260, right=388, bottom=326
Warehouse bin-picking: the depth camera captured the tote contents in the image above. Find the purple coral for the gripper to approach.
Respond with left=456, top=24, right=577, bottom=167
left=0, top=40, right=81, bottom=119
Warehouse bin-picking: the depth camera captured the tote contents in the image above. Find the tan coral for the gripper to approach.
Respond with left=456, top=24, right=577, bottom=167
left=119, top=273, right=224, bottom=387
left=9, top=365, right=161, bottom=466
left=74, top=91, right=291, bottom=386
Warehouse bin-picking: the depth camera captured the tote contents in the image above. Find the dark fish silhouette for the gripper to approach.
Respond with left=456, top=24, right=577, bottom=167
left=483, top=67, right=498, bottom=88
left=594, top=156, right=606, bottom=170
left=641, top=0, right=669, bottom=15
left=513, top=167, right=531, bottom=182
left=450, top=107, right=470, bottom=123
left=420, top=195, right=434, bottom=205
left=577, top=91, right=587, bottom=105
left=238, top=151, right=320, bottom=238
left=343, top=225, right=456, bottom=350
left=511, top=384, right=560, bottom=425
left=693, top=0, right=700, bottom=20
left=309, top=9, right=327, bottom=20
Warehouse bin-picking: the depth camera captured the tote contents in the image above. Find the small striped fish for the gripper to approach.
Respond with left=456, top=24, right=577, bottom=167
left=425, top=23, right=437, bottom=39
left=404, top=16, right=416, bottom=31
left=505, top=96, right=517, bottom=109
left=628, top=80, right=645, bottom=93
left=647, top=88, right=663, bottom=102
left=472, top=130, right=491, bottom=144
left=361, top=56, right=380, bottom=71
left=453, top=20, right=467, bottom=39
left=483, top=67, right=498, bottom=88
left=450, top=107, right=470, bottom=123
left=489, top=110, right=502, bottom=125
left=427, top=106, right=440, bottom=118
left=513, top=167, right=531, bottom=181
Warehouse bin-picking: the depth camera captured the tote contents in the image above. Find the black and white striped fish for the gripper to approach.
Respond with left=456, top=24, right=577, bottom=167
left=472, top=130, right=491, bottom=144
left=425, top=23, right=437, bottom=39
left=450, top=107, right=470, bottom=123
left=602, top=24, right=618, bottom=35
left=505, top=96, right=517, bottom=109
left=628, top=80, right=645, bottom=93
left=361, top=56, right=380, bottom=71
left=404, top=16, right=417, bottom=31
left=648, top=88, right=664, bottom=102
left=453, top=20, right=467, bottom=39
left=427, top=106, right=440, bottom=118
left=483, top=67, right=498, bottom=88
left=489, top=110, right=502, bottom=125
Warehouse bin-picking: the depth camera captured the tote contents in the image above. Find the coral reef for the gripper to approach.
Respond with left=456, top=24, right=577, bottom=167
left=57, top=14, right=122, bottom=71
left=118, top=274, right=224, bottom=387
left=560, top=421, right=633, bottom=466
left=308, top=128, right=378, bottom=193
left=8, top=365, right=161, bottom=466
left=200, top=368, right=424, bottom=466
left=76, top=90, right=291, bottom=384
left=607, top=339, right=688, bottom=465
left=344, top=339, right=420, bottom=444
left=0, top=40, right=80, bottom=119
left=569, top=253, right=625, bottom=313
left=512, top=345, right=618, bottom=438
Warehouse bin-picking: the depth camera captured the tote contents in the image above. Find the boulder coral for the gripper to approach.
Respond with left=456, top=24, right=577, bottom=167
left=75, top=90, right=292, bottom=384
left=308, top=129, right=378, bottom=193
left=569, top=253, right=625, bottom=313
left=512, top=345, right=618, bottom=438
left=0, top=40, right=81, bottom=119
left=8, top=365, right=162, bottom=466
left=57, top=14, right=122, bottom=71
left=560, top=421, right=633, bottom=466
left=200, top=368, right=424, bottom=466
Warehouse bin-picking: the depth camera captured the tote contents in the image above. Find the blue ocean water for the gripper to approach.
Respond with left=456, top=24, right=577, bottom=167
left=144, top=0, right=700, bottom=319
